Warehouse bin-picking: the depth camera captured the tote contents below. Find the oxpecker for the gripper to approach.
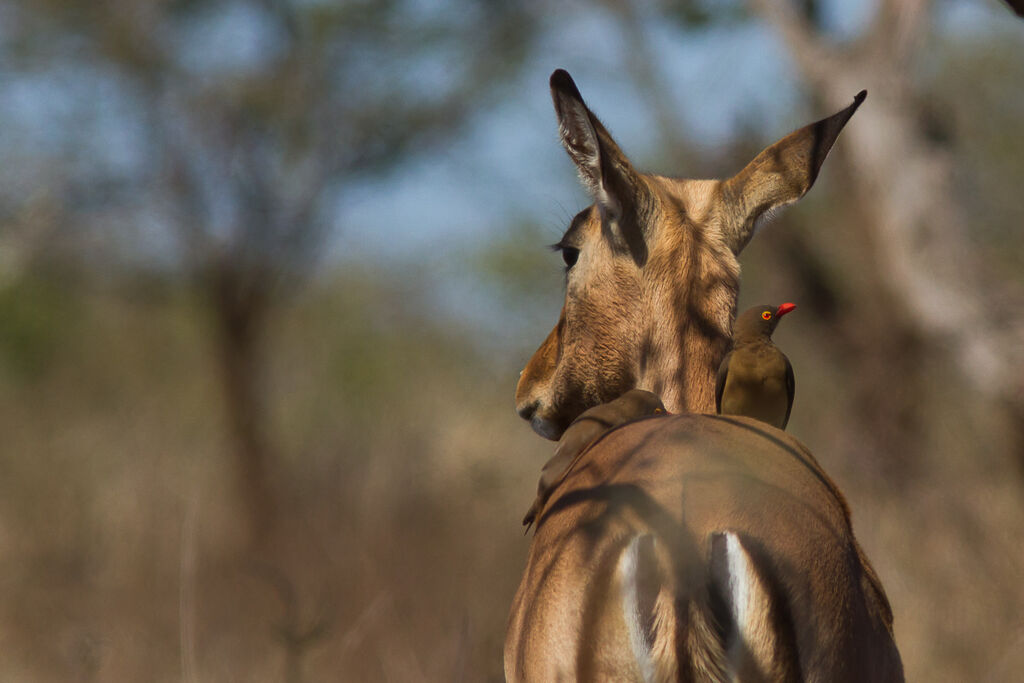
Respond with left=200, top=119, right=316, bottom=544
left=716, top=303, right=796, bottom=430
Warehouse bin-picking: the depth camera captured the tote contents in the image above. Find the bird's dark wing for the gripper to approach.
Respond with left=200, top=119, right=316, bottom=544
left=782, top=354, right=795, bottom=429
left=715, top=351, right=732, bottom=414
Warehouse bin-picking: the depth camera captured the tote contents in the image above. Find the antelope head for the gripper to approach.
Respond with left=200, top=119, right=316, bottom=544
left=516, top=70, right=864, bottom=439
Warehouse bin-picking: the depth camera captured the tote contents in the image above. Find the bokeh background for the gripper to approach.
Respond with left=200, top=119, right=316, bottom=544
left=1, top=0, right=1023, bottom=680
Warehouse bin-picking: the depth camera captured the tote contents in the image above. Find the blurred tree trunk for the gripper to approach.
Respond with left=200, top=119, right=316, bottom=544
left=750, top=0, right=1024, bottom=477
left=208, top=258, right=276, bottom=541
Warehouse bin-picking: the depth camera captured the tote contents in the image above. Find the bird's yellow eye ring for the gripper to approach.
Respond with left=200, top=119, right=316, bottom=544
left=762, top=311, right=772, bottom=320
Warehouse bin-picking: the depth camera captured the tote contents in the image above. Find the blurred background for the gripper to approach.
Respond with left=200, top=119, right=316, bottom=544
left=1, top=0, right=1022, bottom=680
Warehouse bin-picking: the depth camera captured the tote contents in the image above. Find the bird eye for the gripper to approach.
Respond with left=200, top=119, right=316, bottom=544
left=561, top=246, right=580, bottom=269
left=761, top=311, right=772, bottom=320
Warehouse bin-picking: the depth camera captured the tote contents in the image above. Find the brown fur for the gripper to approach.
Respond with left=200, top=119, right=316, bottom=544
left=506, top=415, right=904, bottom=682
left=506, top=71, right=901, bottom=681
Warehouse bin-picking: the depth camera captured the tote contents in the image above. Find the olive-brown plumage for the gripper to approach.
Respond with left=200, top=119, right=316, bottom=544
left=522, top=389, right=666, bottom=530
left=716, top=303, right=796, bottom=430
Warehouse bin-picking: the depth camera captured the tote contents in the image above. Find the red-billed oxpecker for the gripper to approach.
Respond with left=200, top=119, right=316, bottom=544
left=522, top=389, right=666, bottom=531
left=716, top=303, right=797, bottom=430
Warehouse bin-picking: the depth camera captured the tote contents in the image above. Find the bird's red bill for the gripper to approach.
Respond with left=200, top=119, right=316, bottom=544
left=776, top=302, right=797, bottom=317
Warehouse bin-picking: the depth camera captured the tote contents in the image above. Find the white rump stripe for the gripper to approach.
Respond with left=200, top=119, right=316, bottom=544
left=715, top=531, right=779, bottom=678
left=618, top=534, right=658, bottom=683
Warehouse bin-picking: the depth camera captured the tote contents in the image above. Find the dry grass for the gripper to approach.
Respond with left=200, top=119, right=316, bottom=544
left=0, top=274, right=542, bottom=682
left=1, top=270, right=1022, bottom=682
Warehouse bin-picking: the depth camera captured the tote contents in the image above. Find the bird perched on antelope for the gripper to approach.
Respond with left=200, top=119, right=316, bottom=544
left=716, top=303, right=796, bottom=430
left=522, top=389, right=666, bottom=530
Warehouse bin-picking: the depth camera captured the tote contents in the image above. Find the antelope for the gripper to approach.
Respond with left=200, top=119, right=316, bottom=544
left=506, top=70, right=903, bottom=682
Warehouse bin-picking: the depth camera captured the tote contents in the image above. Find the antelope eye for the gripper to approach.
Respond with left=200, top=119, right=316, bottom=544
left=561, top=246, right=580, bottom=269
left=762, top=311, right=772, bottom=320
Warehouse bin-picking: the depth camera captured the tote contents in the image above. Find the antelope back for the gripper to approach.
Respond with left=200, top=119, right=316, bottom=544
left=515, top=70, right=865, bottom=440
left=505, top=414, right=903, bottom=682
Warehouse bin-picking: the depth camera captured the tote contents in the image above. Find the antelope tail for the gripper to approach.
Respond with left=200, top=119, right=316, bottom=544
left=617, top=534, right=727, bottom=683
left=617, top=531, right=804, bottom=682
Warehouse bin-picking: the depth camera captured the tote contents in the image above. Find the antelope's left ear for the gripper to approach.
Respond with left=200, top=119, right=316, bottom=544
left=720, top=91, right=866, bottom=254
left=550, top=69, right=652, bottom=262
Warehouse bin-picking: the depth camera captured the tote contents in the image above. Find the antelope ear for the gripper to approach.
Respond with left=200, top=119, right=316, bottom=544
left=721, top=91, right=866, bottom=254
left=550, top=70, right=650, bottom=259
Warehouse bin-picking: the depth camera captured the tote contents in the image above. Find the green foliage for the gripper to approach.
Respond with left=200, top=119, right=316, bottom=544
left=0, top=275, right=79, bottom=382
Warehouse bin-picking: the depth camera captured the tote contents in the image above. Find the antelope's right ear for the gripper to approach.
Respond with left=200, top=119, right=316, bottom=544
left=721, top=91, right=866, bottom=255
left=550, top=70, right=650, bottom=251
